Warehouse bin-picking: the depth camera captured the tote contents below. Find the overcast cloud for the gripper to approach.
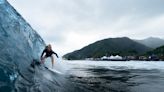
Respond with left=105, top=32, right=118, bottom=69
left=7, top=0, right=164, bottom=55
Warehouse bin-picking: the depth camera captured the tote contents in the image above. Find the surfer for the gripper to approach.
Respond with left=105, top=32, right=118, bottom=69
left=40, top=44, right=59, bottom=68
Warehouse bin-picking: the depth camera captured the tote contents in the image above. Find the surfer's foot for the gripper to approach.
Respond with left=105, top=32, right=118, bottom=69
left=45, top=67, right=48, bottom=69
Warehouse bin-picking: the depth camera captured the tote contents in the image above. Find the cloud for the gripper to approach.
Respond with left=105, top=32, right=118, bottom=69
left=7, top=0, right=164, bottom=55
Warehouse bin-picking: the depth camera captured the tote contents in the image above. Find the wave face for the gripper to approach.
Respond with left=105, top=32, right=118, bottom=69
left=15, top=60, right=75, bottom=92
left=0, top=0, right=53, bottom=92
left=0, top=1, right=84, bottom=92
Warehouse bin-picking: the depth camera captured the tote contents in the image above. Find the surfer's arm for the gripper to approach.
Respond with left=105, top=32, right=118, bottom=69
left=53, top=51, right=59, bottom=58
left=41, top=49, right=46, bottom=59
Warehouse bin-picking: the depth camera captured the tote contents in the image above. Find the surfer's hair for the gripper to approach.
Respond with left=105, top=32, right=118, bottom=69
left=45, top=46, right=48, bottom=49
left=45, top=44, right=52, bottom=50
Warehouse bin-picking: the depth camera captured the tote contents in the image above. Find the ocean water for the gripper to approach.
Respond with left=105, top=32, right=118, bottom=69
left=61, top=60, right=164, bottom=92
left=5, top=59, right=164, bottom=92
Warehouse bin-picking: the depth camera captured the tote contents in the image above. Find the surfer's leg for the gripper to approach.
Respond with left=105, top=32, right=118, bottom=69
left=51, top=56, right=54, bottom=68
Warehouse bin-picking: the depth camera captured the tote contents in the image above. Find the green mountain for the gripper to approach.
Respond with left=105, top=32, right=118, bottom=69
left=147, top=45, right=164, bottom=56
left=146, top=45, right=164, bottom=60
left=63, top=37, right=151, bottom=60
left=136, top=37, right=164, bottom=48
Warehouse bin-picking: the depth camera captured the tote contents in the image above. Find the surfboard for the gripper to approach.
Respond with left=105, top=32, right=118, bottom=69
left=43, top=57, right=63, bottom=74
left=48, top=68, right=63, bottom=74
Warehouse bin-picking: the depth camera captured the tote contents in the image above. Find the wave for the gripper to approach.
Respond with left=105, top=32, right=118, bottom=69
left=15, top=60, right=70, bottom=92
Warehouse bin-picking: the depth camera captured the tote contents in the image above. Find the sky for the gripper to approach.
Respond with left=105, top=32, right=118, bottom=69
left=7, top=0, right=164, bottom=55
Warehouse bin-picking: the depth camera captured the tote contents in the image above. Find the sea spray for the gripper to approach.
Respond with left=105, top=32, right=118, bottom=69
left=44, top=56, right=71, bottom=75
